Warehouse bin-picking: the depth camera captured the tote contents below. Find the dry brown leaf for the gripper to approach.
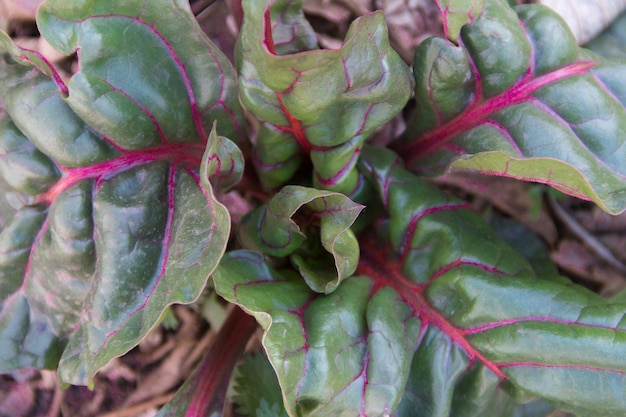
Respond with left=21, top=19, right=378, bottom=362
left=123, top=339, right=195, bottom=407
left=0, top=382, right=34, bottom=417
left=375, top=0, right=443, bottom=62
left=122, top=306, right=206, bottom=406
left=574, top=205, right=626, bottom=235
left=303, top=0, right=353, bottom=23
left=551, top=239, right=626, bottom=295
left=0, top=0, right=42, bottom=22
left=538, top=0, right=626, bottom=44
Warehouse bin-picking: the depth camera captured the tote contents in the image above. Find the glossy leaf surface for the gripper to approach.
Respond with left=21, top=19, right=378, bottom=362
left=37, top=0, right=245, bottom=146
left=215, top=146, right=626, bottom=417
left=237, top=0, right=412, bottom=194
left=0, top=0, right=243, bottom=385
left=397, top=4, right=626, bottom=214
left=238, top=185, right=363, bottom=293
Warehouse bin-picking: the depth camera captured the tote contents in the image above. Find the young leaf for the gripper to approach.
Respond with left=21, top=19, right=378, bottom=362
left=237, top=0, right=412, bottom=194
left=237, top=185, right=364, bottom=293
left=215, top=146, right=626, bottom=417
left=0, top=0, right=244, bottom=385
left=397, top=4, right=626, bottom=214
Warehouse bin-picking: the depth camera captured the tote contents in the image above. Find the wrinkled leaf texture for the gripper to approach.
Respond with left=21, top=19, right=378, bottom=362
left=397, top=2, right=626, bottom=214
left=237, top=185, right=364, bottom=294
left=0, top=0, right=244, bottom=385
left=215, top=146, right=626, bottom=417
left=237, top=0, right=412, bottom=195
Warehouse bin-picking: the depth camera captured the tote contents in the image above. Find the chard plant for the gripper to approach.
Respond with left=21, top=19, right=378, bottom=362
left=1, top=0, right=626, bottom=416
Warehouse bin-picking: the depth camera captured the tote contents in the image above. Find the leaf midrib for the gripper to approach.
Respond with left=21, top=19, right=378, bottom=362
left=401, top=61, right=596, bottom=160
left=36, top=143, right=205, bottom=204
left=357, top=242, right=508, bottom=379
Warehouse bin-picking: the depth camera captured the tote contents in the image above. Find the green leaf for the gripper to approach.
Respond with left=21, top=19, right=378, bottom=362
left=0, top=32, right=68, bottom=95
left=0, top=0, right=244, bottom=385
left=238, top=185, right=363, bottom=294
left=215, top=146, right=626, bottom=417
left=487, top=217, right=563, bottom=283
left=37, top=0, right=245, bottom=146
left=233, top=354, right=290, bottom=417
left=397, top=4, right=626, bottom=214
left=434, top=0, right=486, bottom=42
left=236, top=0, right=412, bottom=194
left=0, top=112, right=60, bottom=196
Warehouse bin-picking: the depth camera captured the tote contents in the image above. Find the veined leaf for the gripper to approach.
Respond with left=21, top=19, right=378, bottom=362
left=0, top=0, right=244, bottom=385
left=434, top=0, right=486, bottom=42
left=37, top=0, right=245, bottom=146
left=237, top=185, right=364, bottom=294
left=396, top=4, right=626, bottom=214
left=215, top=146, right=626, bottom=417
left=237, top=0, right=412, bottom=194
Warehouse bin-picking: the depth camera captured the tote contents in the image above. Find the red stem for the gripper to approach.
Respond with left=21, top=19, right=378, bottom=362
left=160, top=307, right=257, bottom=416
left=357, top=243, right=507, bottom=379
left=186, top=308, right=257, bottom=416
left=400, top=61, right=595, bottom=162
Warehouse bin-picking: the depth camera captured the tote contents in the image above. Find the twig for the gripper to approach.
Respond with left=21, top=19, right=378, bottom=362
left=548, top=194, right=626, bottom=274
left=45, top=383, right=64, bottom=417
left=99, top=392, right=175, bottom=417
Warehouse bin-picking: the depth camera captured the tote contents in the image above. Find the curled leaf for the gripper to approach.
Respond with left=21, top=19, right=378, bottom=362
left=215, top=146, right=626, bottom=417
left=238, top=185, right=363, bottom=294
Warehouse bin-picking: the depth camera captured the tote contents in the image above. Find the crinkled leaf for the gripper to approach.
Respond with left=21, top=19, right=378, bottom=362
left=238, top=185, right=363, bottom=293
left=586, top=11, right=626, bottom=60
left=37, top=0, right=245, bottom=146
left=215, top=146, right=626, bottom=417
left=0, top=0, right=244, bottom=385
left=397, top=4, right=626, bottom=214
left=237, top=0, right=412, bottom=194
